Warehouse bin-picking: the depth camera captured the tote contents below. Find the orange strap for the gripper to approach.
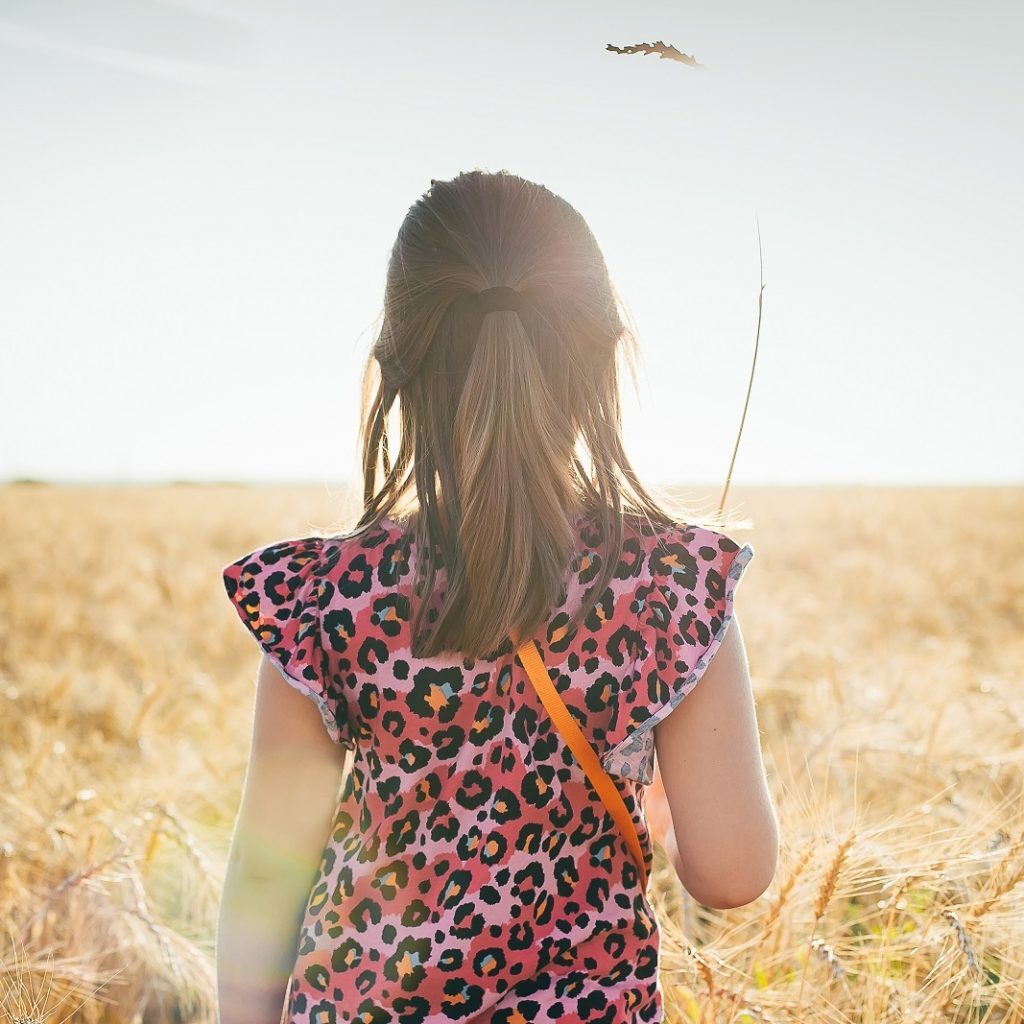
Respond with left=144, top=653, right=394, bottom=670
left=511, top=629, right=649, bottom=892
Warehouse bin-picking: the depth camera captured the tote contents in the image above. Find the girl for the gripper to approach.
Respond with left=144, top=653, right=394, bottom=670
left=216, top=169, right=778, bottom=1024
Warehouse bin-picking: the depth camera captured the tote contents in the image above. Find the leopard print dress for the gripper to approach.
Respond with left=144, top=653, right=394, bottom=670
left=222, top=510, right=754, bottom=1023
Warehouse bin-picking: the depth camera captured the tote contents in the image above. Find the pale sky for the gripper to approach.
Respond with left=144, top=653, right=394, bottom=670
left=1, top=0, right=1021, bottom=486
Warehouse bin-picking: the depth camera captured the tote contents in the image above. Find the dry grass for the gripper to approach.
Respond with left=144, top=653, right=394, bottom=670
left=1, top=483, right=1022, bottom=1023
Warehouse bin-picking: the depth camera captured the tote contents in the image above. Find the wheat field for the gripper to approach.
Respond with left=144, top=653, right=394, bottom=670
left=1, top=484, right=1022, bottom=1024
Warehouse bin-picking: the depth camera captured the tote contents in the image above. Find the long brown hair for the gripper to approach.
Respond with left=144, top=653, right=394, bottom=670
left=346, top=168, right=735, bottom=660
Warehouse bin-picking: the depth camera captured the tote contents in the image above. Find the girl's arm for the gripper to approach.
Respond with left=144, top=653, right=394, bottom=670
left=217, top=654, right=349, bottom=1024
left=653, top=613, right=779, bottom=909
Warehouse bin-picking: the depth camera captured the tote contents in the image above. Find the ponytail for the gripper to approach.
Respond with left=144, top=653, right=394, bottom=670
left=445, top=305, right=579, bottom=659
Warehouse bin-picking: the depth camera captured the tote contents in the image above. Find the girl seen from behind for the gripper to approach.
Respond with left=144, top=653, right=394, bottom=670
left=217, top=168, right=779, bottom=1024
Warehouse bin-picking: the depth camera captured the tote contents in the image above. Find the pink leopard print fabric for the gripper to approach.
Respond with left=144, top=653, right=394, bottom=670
left=222, top=510, right=754, bottom=1023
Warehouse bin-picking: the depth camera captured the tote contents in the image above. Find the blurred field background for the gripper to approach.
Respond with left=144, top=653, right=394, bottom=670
left=2, top=482, right=1023, bottom=1023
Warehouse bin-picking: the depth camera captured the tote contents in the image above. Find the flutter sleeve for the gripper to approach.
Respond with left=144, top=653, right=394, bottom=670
left=601, top=523, right=755, bottom=785
left=222, top=535, right=355, bottom=749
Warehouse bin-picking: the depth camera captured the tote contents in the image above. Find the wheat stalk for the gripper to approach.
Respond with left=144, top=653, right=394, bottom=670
left=734, top=839, right=815, bottom=999
left=941, top=908, right=983, bottom=982
left=680, top=942, right=783, bottom=1024
left=813, top=829, right=857, bottom=921
left=765, top=841, right=815, bottom=937
left=969, top=830, right=1024, bottom=919
left=795, top=828, right=856, bottom=1009
left=717, top=218, right=765, bottom=518
left=810, top=936, right=846, bottom=981
left=17, top=843, right=130, bottom=945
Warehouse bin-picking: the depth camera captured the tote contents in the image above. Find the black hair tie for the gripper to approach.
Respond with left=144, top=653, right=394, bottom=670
left=457, top=285, right=533, bottom=338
